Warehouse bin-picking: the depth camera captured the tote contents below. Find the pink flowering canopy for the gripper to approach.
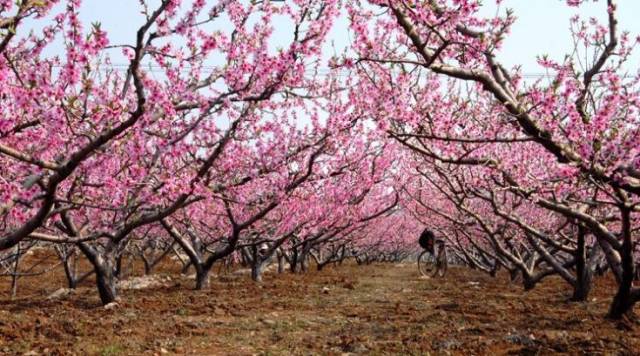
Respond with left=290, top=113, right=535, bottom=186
left=1, top=0, right=639, bottom=316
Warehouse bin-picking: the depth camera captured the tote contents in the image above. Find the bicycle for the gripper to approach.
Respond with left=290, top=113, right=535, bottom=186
left=417, top=244, right=447, bottom=277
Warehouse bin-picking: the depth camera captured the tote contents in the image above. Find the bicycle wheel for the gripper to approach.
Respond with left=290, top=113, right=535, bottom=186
left=417, top=250, right=435, bottom=276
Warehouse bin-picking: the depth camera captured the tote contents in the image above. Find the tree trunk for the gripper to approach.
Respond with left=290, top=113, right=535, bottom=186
left=78, top=242, right=118, bottom=305
left=608, top=283, right=635, bottom=320
left=490, top=260, right=501, bottom=278
left=300, top=243, right=310, bottom=273
left=572, top=275, right=592, bottom=302
left=61, top=253, right=78, bottom=289
left=240, top=247, right=251, bottom=267
left=114, top=253, right=124, bottom=278
left=55, top=245, right=80, bottom=288
left=338, top=247, right=346, bottom=266
left=142, top=257, right=152, bottom=275
left=571, top=226, right=592, bottom=302
left=522, top=273, right=536, bottom=291
left=195, top=264, right=210, bottom=290
left=290, top=248, right=300, bottom=273
left=10, top=243, right=21, bottom=299
left=607, top=207, right=637, bottom=319
left=95, top=262, right=117, bottom=305
left=277, top=250, right=285, bottom=274
left=251, top=260, right=265, bottom=283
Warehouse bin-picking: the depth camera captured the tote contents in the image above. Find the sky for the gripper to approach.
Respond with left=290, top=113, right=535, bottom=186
left=20, top=0, right=640, bottom=75
left=478, top=0, right=640, bottom=73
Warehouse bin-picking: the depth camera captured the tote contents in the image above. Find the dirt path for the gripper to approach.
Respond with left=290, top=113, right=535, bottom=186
left=1, top=263, right=639, bottom=355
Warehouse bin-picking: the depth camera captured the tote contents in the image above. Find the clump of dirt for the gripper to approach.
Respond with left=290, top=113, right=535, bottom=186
left=0, top=259, right=638, bottom=355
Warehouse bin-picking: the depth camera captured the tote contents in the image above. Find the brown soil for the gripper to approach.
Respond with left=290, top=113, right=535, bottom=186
left=0, top=257, right=639, bottom=355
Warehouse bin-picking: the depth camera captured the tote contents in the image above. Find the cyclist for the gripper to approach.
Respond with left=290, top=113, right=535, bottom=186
left=418, top=228, right=435, bottom=254
left=417, top=228, right=447, bottom=277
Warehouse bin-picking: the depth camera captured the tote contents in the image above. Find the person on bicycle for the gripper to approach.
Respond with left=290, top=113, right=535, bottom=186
left=418, top=228, right=435, bottom=254
left=417, top=228, right=448, bottom=277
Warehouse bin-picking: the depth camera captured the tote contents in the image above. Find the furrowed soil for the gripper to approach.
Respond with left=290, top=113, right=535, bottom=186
left=1, top=257, right=639, bottom=355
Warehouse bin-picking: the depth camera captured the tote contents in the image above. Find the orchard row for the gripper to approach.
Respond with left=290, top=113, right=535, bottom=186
left=1, top=0, right=638, bottom=319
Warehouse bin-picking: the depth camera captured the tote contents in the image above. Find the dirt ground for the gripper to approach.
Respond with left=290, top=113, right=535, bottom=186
left=1, top=257, right=639, bottom=355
